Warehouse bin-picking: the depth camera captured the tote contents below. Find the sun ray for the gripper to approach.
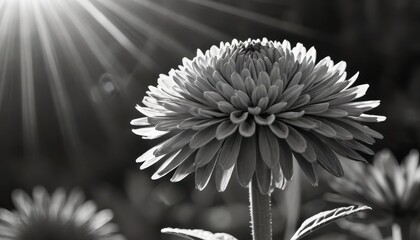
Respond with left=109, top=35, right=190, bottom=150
left=74, top=0, right=157, bottom=70
left=98, top=0, right=190, bottom=56
left=40, top=0, right=121, bottom=145
left=56, top=0, right=132, bottom=95
left=32, top=0, right=82, bottom=156
left=184, top=0, right=335, bottom=42
left=0, top=0, right=18, bottom=110
left=133, top=0, right=229, bottom=41
left=20, top=0, right=39, bottom=157
left=0, top=0, right=6, bottom=13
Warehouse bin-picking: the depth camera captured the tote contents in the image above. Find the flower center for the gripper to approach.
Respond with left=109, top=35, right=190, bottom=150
left=240, top=42, right=262, bottom=55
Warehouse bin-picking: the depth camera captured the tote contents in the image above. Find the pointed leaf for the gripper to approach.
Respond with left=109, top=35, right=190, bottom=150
left=290, top=205, right=372, bottom=240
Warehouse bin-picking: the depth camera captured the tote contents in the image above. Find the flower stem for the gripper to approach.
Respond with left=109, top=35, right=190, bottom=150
left=393, top=218, right=411, bottom=240
left=249, top=176, right=272, bottom=240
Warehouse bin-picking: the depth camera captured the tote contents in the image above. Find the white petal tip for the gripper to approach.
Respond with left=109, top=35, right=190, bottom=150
left=377, top=116, right=386, bottom=122
left=151, top=174, right=161, bottom=180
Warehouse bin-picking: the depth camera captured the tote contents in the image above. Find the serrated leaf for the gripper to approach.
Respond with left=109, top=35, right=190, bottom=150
left=290, top=205, right=371, bottom=240
left=161, top=228, right=238, bottom=240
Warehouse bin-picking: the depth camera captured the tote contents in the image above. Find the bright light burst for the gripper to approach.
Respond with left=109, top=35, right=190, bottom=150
left=0, top=0, right=207, bottom=160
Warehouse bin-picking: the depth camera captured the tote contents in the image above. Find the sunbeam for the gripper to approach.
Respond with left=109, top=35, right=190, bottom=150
left=20, top=0, right=38, bottom=157
left=41, top=0, right=122, bottom=148
left=74, top=0, right=157, bottom=70
left=32, top=0, right=81, bottom=154
left=184, top=0, right=336, bottom=42
left=133, top=0, right=229, bottom=41
left=0, top=0, right=166, bottom=159
left=99, top=0, right=190, bottom=56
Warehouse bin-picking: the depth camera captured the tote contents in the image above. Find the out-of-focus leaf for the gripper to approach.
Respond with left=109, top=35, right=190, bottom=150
left=338, top=219, right=385, bottom=240
left=310, top=234, right=350, bottom=240
left=161, top=228, right=238, bottom=240
left=290, top=205, right=371, bottom=240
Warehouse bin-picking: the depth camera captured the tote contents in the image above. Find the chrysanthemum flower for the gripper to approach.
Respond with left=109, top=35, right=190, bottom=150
left=328, top=150, right=420, bottom=226
left=0, top=187, right=125, bottom=240
left=132, top=38, right=384, bottom=194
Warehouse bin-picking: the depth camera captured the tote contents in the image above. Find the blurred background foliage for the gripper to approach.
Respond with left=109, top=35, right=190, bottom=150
left=0, top=0, right=419, bottom=239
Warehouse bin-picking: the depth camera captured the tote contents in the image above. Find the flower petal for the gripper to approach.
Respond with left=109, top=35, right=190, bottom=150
left=306, top=134, right=344, bottom=177
left=189, top=125, right=218, bottom=149
left=300, top=103, right=329, bottom=114
left=277, top=110, right=305, bottom=119
left=258, top=126, right=279, bottom=168
left=271, top=162, right=286, bottom=190
left=236, top=135, right=257, bottom=187
left=230, top=111, right=249, bottom=124
left=157, top=130, right=195, bottom=155
left=130, top=117, right=150, bottom=126
left=231, top=72, right=246, bottom=92
left=171, top=153, right=196, bottom=182
left=278, top=140, right=294, bottom=180
left=195, top=154, right=218, bottom=191
left=269, top=121, right=289, bottom=138
left=215, top=164, right=235, bottom=192
left=218, top=133, right=242, bottom=170
left=254, top=114, right=275, bottom=125
left=195, top=139, right=224, bottom=167
left=265, top=102, right=287, bottom=114
left=239, top=118, right=256, bottom=137
left=132, top=127, right=168, bottom=139
left=217, top=101, right=236, bottom=114
left=295, top=154, right=318, bottom=186
left=153, top=147, right=195, bottom=179
left=216, top=120, right=239, bottom=140
left=285, top=126, right=307, bottom=153
left=321, top=136, right=367, bottom=163
left=251, top=85, right=268, bottom=106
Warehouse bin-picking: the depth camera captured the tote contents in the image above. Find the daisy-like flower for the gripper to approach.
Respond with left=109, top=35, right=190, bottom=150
left=0, top=187, right=125, bottom=240
left=328, top=150, right=420, bottom=226
left=132, top=38, right=384, bottom=194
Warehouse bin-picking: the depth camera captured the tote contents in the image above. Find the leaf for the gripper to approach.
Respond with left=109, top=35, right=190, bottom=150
left=161, top=228, right=238, bottom=240
left=290, top=205, right=371, bottom=240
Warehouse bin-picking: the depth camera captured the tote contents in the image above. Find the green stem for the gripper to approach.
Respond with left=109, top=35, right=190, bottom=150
left=249, top=176, right=272, bottom=240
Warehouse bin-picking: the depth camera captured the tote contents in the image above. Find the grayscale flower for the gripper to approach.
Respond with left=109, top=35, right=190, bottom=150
left=132, top=38, right=384, bottom=194
left=328, top=150, right=420, bottom=226
left=0, top=187, right=125, bottom=240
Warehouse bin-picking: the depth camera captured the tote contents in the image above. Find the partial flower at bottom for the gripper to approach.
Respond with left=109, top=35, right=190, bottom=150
left=0, top=187, right=125, bottom=240
left=132, top=38, right=385, bottom=194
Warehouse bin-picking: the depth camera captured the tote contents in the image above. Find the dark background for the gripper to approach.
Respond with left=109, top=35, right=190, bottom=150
left=0, top=0, right=419, bottom=239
